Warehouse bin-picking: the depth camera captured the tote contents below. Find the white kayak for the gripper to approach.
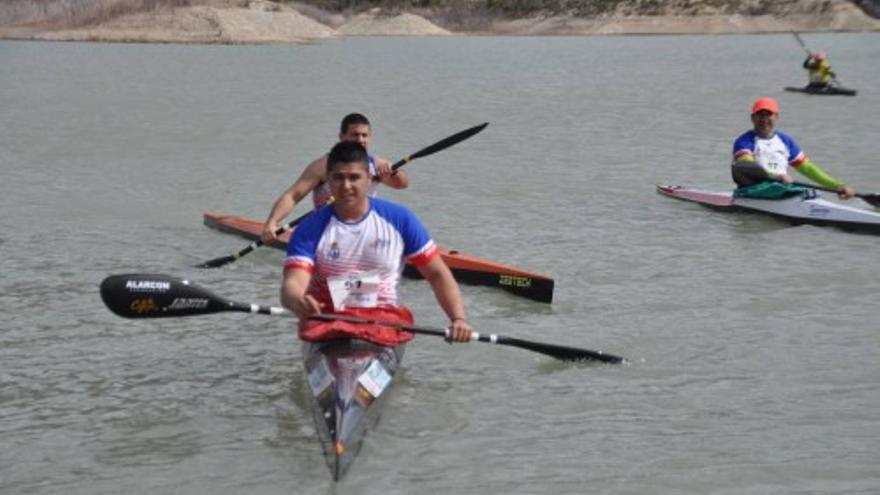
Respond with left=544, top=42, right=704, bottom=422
left=657, top=185, right=880, bottom=235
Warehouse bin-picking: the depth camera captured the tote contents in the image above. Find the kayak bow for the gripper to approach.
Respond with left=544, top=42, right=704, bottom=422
left=657, top=185, right=880, bottom=235
left=304, top=338, right=403, bottom=481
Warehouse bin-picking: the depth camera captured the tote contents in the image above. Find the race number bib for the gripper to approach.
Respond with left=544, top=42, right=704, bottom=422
left=327, top=271, right=380, bottom=309
left=760, top=154, right=787, bottom=175
left=755, top=140, right=788, bottom=175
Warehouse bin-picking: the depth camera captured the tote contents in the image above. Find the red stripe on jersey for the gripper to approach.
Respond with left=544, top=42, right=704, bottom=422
left=284, top=259, right=314, bottom=274
left=734, top=150, right=753, bottom=160
left=407, top=244, right=440, bottom=267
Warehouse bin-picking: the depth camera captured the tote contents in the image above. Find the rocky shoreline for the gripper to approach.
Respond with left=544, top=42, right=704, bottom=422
left=1, top=0, right=879, bottom=44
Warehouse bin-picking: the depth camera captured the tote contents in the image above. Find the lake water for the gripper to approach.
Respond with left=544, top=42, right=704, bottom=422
left=1, top=33, right=879, bottom=494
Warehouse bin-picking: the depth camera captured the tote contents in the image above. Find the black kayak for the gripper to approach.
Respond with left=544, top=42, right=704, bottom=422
left=784, top=85, right=857, bottom=96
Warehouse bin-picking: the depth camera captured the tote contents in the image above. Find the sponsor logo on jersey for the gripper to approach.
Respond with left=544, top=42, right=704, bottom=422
left=371, top=238, right=390, bottom=249
left=328, top=242, right=340, bottom=260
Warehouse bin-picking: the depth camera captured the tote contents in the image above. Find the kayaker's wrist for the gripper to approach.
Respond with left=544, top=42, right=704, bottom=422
left=450, top=316, right=467, bottom=323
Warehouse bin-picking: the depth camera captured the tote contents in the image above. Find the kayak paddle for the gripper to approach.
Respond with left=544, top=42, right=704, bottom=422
left=792, top=32, right=812, bottom=57
left=196, top=122, right=489, bottom=269
left=99, top=273, right=622, bottom=364
left=100, top=273, right=287, bottom=318
left=309, top=314, right=624, bottom=364
left=792, top=181, right=880, bottom=207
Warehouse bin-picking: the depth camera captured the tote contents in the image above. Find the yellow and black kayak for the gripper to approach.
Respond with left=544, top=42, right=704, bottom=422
left=784, top=85, right=857, bottom=96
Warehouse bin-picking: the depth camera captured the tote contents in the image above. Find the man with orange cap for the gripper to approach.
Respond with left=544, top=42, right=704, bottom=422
left=731, top=97, right=855, bottom=198
left=803, top=51, right=836, bottom=90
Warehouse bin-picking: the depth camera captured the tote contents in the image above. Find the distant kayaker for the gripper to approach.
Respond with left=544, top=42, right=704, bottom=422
left=281, top=140, right=472, bottom=345
left=730, top=97, right=855, bottom=198
left=802, top=51, right=836, bottom=90
left=261, top=113, right=409, bottom=243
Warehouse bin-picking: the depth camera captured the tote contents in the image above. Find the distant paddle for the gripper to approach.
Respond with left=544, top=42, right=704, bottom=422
left=99, top=273, right=622, bottom=364
left=791, top=181, right=880, bottom=207
left=792, top=32, right=811, bottom=57
left=196, top=122, right=489, bottom=269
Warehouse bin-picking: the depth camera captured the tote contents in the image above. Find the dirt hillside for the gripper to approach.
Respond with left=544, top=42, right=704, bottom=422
left=1, top=0, right=878, bottom=43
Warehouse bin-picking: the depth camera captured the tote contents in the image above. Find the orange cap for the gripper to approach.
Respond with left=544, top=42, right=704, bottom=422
left=751, top=97, right=779, bottom=115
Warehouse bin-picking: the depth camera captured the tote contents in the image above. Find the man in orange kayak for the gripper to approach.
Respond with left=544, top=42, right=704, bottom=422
left=730, top=97, right=855, bottom=199
left=281, top=141, right=472, bottom=346
left=261, top=113, right=409, bottom=243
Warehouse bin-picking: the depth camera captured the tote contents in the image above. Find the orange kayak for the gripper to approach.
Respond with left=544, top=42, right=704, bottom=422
left=204, top=212, right=554, bottom=303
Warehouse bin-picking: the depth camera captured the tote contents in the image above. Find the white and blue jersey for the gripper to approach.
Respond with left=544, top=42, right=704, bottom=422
left=285, top=198, right=439, bottom=310
left=733, top=130, right=807, bottom=175
left=311, top=155, right=379, bottom=208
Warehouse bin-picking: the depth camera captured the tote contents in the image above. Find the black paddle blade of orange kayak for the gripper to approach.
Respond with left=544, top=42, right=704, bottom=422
left=196, top=241, right=261, bottom=269
left=196, top=254, right=238, bottom=269
left=395, top=122, right=488, bottom=166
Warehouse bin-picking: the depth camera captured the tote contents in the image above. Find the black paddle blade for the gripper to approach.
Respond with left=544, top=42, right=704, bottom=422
left=195, top=254, right=237, bottom=269
left=195, top=238, right=261, bottom=269
left=498, top=337, right=624, bottom=364
left=859, top=193, right=880, bottom=207
left=100, top=273, right=232, bottom=318
left=309, top=314, right=624, bottom=364
left=402, top=122, right=489, bottom=164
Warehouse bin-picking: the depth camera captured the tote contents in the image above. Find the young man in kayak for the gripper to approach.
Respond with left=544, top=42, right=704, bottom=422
left=261, top=113, right=409, bottom=243
left=802, top=52, right=836, bottom=90
left=730, top=97, right=855, bottom=199
left=281, top=141, right=472, bottom=346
